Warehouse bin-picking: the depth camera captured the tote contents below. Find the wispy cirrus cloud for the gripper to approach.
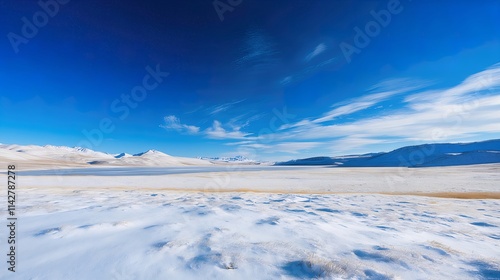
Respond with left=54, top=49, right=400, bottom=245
left=280, top=57, right=337, bottom=86
left=312, top=78, right=430, bottom=124
left=279, top=78, right=429, bottom=130
left=274, top=63, right=500, bottom=153
left=234, top=28, right=278, bottom=70
left=227, top=112, right=266, bottom=131
left=163, top=64, right=500, bottom=158
left=208, top=99, right=245, bottom=115
left=305, top=43, right=327, bottom=62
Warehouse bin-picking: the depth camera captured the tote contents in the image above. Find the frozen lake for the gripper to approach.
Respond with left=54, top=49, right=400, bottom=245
left=16, top=165, right=318, bottom=176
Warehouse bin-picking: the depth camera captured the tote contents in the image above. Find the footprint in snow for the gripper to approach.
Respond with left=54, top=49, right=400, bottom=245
left=35, top=227, right=61, bottom=237
left=351, top=212, right=368, bottom=217
left=315, top=208, right=341, bottom=213
left=257, top=216, right=280, bottom=225
left=151, top=241, right=169, bottom=250
left=219, top=204, right=241, bottom=212
left=470, top=222, right=497, bottom=227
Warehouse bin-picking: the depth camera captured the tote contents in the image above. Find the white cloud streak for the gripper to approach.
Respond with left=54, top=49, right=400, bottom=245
left=160, top=115, right=200, bottom=134
left=163, top=64, right=500, bottom=157
left=234, top=29, right=278, bottom=68
left=280, top=57, right=337, bottom=86
left=161, top=116, right=253, bottom=140
left=274, top=64, right=500, bottom=153
left=205, top=120, right=252, bottom=140
left=305, top=43, right=327, bottom=62
left=208, top=99, right=245, bottom=115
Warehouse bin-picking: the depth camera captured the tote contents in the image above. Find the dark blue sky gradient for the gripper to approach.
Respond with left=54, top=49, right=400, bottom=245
left=1, top=0, right=499, bottom=159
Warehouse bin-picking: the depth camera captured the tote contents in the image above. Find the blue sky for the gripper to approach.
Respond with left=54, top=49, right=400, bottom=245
left=1, top=0, right=500, bottom=161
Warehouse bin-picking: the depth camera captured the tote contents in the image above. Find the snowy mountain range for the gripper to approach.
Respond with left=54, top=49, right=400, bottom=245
left=276, top=139, right=500, bottom=167
left=0, top=144, right=212, bottom=168
left=1, top=139, right=499, bottom=169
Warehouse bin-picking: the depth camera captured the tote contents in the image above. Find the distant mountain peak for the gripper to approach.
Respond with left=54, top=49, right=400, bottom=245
left=40, top=145, right=101, bottom=154
left=72, top=147, right=93, bottom=153
left=114, top=152, right=131, bottom=158
left=133, top=149, right=169, bottom=157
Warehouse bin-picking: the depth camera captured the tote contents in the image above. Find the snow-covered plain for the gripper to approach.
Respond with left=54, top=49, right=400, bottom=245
left=4, top=188, right=500, bottom=279
left=1, top=164, right=500, bottom=279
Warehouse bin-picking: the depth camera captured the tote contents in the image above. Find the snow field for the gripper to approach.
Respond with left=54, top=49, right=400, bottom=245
left=3, top=189, right=499, bottom=279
